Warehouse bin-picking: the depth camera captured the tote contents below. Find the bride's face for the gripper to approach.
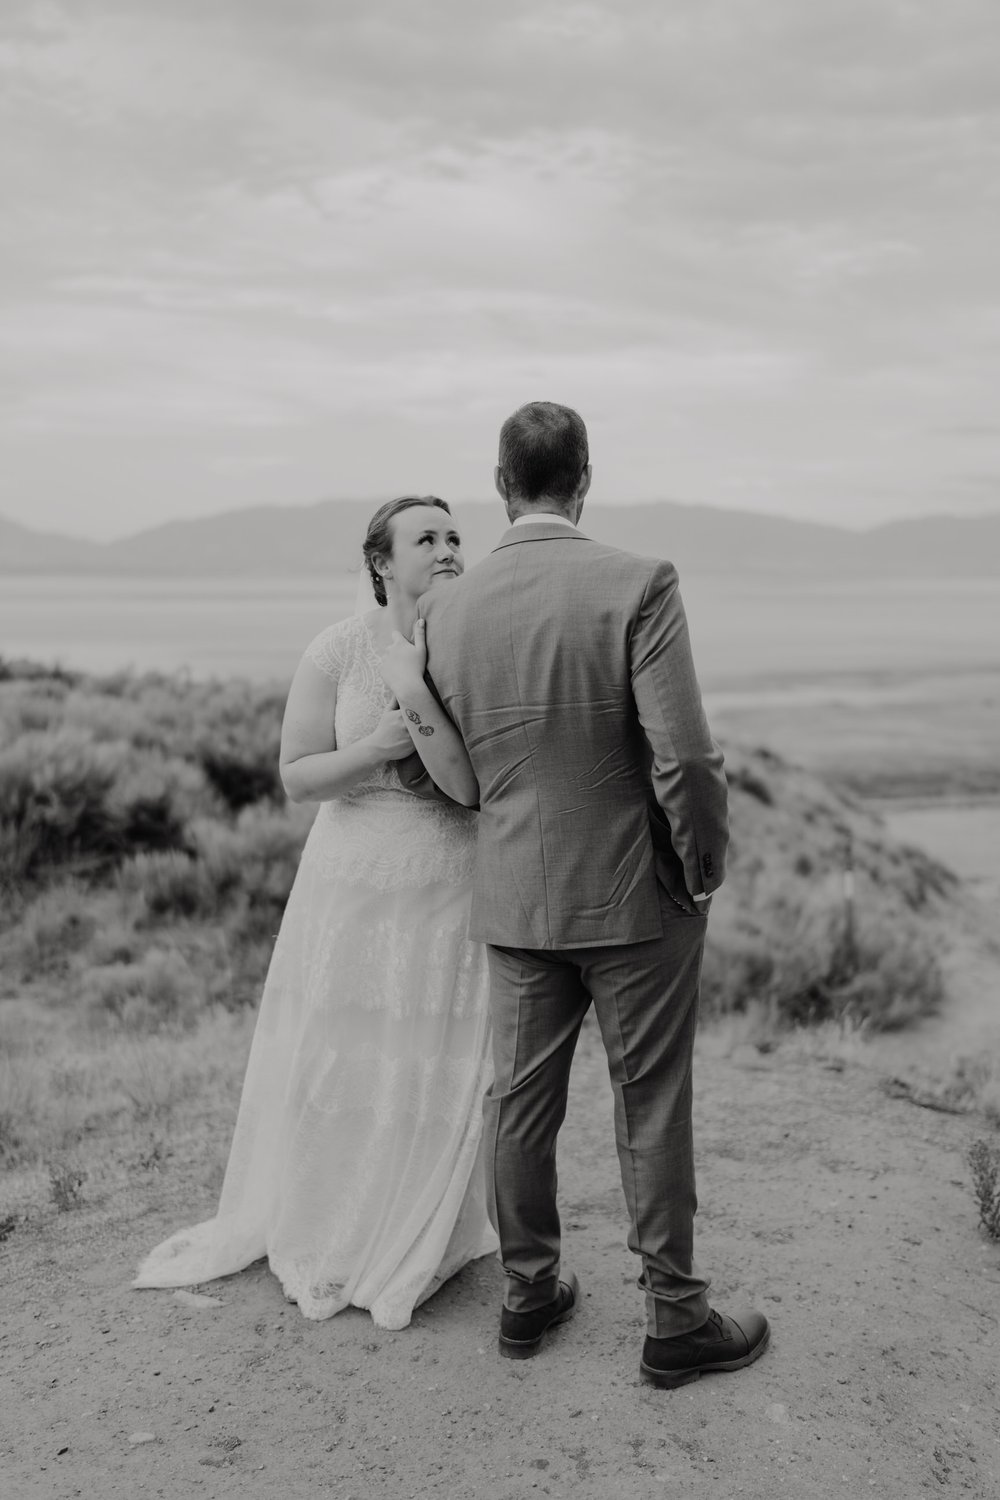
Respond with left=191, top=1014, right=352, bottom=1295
left=385, top=505, right=464, bottom=601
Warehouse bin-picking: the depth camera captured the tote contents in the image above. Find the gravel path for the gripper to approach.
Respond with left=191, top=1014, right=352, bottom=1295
left=4, top=986, right=1000, bottom=1499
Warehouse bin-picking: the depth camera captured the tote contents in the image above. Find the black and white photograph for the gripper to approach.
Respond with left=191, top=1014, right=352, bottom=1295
left=2, top=3, right=999, bottom=1496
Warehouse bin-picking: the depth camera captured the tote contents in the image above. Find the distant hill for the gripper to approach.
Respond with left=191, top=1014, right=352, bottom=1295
left=0, top=515, right=105, bottom=572
left=2, top=500, right=998, bottom=578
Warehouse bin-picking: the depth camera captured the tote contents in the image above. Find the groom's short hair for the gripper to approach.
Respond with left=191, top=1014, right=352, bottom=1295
left=498, top=402, right=589, bottom=504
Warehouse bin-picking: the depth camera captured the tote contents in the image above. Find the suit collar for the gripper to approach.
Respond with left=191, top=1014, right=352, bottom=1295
left=493, top=522, right=592, bottom=551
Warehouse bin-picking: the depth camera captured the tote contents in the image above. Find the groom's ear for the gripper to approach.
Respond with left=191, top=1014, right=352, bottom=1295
left=494, top=465, right=509, bottom=506
left=574, top=463, right=592, bottom=520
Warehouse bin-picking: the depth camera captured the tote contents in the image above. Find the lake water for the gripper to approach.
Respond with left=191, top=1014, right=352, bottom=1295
left=3, top=573, right=998, bottom=901
left=3, top=574, right=999, bottom=689
left=880, top=801, right=1000, bottom=908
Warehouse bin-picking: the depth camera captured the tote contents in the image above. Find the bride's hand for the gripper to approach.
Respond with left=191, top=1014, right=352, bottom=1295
left=379, top=618, right=428, bottom=698
left=367, top=700, right=415, bottom=761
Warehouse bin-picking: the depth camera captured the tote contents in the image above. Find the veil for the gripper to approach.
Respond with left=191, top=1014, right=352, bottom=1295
left=353, top=562, right=379, bottom=617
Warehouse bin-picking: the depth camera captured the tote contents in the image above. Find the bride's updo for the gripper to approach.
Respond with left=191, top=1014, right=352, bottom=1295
left=362, top=495, right=452, bottom=607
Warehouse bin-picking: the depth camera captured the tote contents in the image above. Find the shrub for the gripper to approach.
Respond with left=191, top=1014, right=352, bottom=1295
left=832, top=917, right=944, bottom=1030
left=701, top=874, right=943, bottom=1032
left=893, top=844, right=958, bottom=908
left=198, top=746, right=281, bottom=812
left=0, top=677, right=969, bottom=1048
left=86, top=916, right=144, bottom=967
left=231, top=804, right=309, bottom=907
left=969, top=1140, right=1000, bottom=1240
left=107, top=755, right=216, bottom=849
left=113, top=802, right=310, bottom=938
left=700, top=922, right=775, bottom=1019
left=194, top=803, right=309, bottom=921
left=0, top=677, right=73, bottom=742
left=0, top=728, right=217, bottom=892
left=3, top=882, right=98, bottom=981
left=0, top=658, right=77, bottom=686
left=118, top=851, right=208, bottom=919
left=82, top=947, right=203, bottom=1032
left=0, top=729, right=124, bottom=885
left=48, top=1159, right=87, bottom=1211
left=59, top=690, right=150, bottom=744
left=773, top=892, right=942, bottom=1030
left=728, top=765, right=773, bottom=805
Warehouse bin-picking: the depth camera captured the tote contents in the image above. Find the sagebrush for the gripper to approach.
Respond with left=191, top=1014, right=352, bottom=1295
left=968, top=1139, right=1000, bottom=1240
left=0, top=661, right=960, bottom=1038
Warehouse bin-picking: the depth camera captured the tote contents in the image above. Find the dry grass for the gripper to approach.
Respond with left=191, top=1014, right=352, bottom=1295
left=885, top=1052, right=1000, bottom=1127
left=0, top=1000, right=253, bottom=1219
left=701, top=1002, right=874, bottom=1071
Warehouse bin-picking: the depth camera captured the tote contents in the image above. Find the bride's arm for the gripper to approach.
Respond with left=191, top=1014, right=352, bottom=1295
left=380, top=620, right=479, bottom=808
left=279, top=657, right=413, bottom=803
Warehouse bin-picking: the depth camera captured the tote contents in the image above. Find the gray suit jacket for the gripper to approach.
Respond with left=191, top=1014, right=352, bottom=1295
left=405, top=522, right=728, bottom=949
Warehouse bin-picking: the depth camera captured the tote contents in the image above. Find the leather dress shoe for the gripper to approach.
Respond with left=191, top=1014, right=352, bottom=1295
left=640, top=1307, right=770, bottom=1389
left=498, top=1272, right=580, bottom=1360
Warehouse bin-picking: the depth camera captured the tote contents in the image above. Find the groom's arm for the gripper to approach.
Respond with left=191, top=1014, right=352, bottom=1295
left=396, top=589, right=479, bottom=808
left=395, top=747, right=461, bottom=803
left=396, top=726, right=474, bottom=806
left=630, top=560, right=729, bottom=900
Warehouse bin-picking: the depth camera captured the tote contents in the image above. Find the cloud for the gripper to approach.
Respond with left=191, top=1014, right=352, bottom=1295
left=1, top=0, right=999, bottom=535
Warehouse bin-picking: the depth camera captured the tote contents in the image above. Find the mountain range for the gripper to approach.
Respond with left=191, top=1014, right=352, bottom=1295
left=2, top=501, right=999, bottom=578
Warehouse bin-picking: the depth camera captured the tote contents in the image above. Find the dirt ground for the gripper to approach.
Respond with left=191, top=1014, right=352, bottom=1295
left=3, top=932, right=1000, bottom=1500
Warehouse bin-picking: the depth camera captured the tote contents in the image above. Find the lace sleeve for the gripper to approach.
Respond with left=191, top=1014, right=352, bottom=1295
left=302, top=619, right=356, bottom=683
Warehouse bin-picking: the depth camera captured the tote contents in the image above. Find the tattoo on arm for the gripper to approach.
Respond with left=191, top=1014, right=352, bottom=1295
left=403, top=703, right=434, bottom=735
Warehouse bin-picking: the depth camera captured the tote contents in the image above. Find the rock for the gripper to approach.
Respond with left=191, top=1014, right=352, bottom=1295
left=766, top=1402, right=789, bottom=1425
left=128, top=1432, right=157, bottom=1446
left=172, top=1290, right=224, bottom=1309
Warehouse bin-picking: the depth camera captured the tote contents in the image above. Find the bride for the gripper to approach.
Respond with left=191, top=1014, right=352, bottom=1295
left=134, top=496, right=498, bottom=1330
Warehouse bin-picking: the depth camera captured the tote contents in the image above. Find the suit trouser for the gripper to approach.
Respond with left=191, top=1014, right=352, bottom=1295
left=483, top=893, right=711, bottom=1339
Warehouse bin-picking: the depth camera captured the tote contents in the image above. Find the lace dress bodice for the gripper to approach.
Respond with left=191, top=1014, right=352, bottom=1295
left=305, top=614, right=403, bottom=797
left=300, top=616, right=477, bottom=891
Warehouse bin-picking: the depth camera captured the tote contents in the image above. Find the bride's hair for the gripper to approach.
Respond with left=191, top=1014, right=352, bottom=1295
left=362, top=495, right=451, bottom=607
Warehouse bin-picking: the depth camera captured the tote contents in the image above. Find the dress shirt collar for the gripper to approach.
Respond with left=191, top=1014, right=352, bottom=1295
left=510, top=512, right=580, bottom=530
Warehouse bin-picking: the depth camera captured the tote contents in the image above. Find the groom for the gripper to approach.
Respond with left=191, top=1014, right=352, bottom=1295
left=406, top=401, right=769, bottom=1387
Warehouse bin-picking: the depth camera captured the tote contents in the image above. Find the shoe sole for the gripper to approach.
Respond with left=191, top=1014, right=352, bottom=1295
left=498, top=1273, right=580, bottom=1360
left=640, top=1325, right=771, bottom=1389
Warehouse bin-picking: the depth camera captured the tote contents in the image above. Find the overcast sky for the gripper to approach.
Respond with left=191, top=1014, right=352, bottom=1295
left=2, top=0, right=999, bottom=540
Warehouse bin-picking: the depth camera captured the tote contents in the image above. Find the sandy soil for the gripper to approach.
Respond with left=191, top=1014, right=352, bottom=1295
left=3, top=923, right=1000, bottom=1500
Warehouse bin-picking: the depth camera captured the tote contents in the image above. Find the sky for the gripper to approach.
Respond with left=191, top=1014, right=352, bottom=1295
left=2, top=0, right=999, bottom=540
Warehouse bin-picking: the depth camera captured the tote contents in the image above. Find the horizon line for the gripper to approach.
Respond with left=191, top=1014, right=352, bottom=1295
left=4, top=496, right=999, bottom=549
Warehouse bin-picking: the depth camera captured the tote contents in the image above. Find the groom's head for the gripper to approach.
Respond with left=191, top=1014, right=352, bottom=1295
left=495, top=402, right=592, bottom=522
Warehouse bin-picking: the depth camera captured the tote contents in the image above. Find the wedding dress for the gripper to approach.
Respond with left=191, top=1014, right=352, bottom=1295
left=134, top=615, right=497, bottom=1329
